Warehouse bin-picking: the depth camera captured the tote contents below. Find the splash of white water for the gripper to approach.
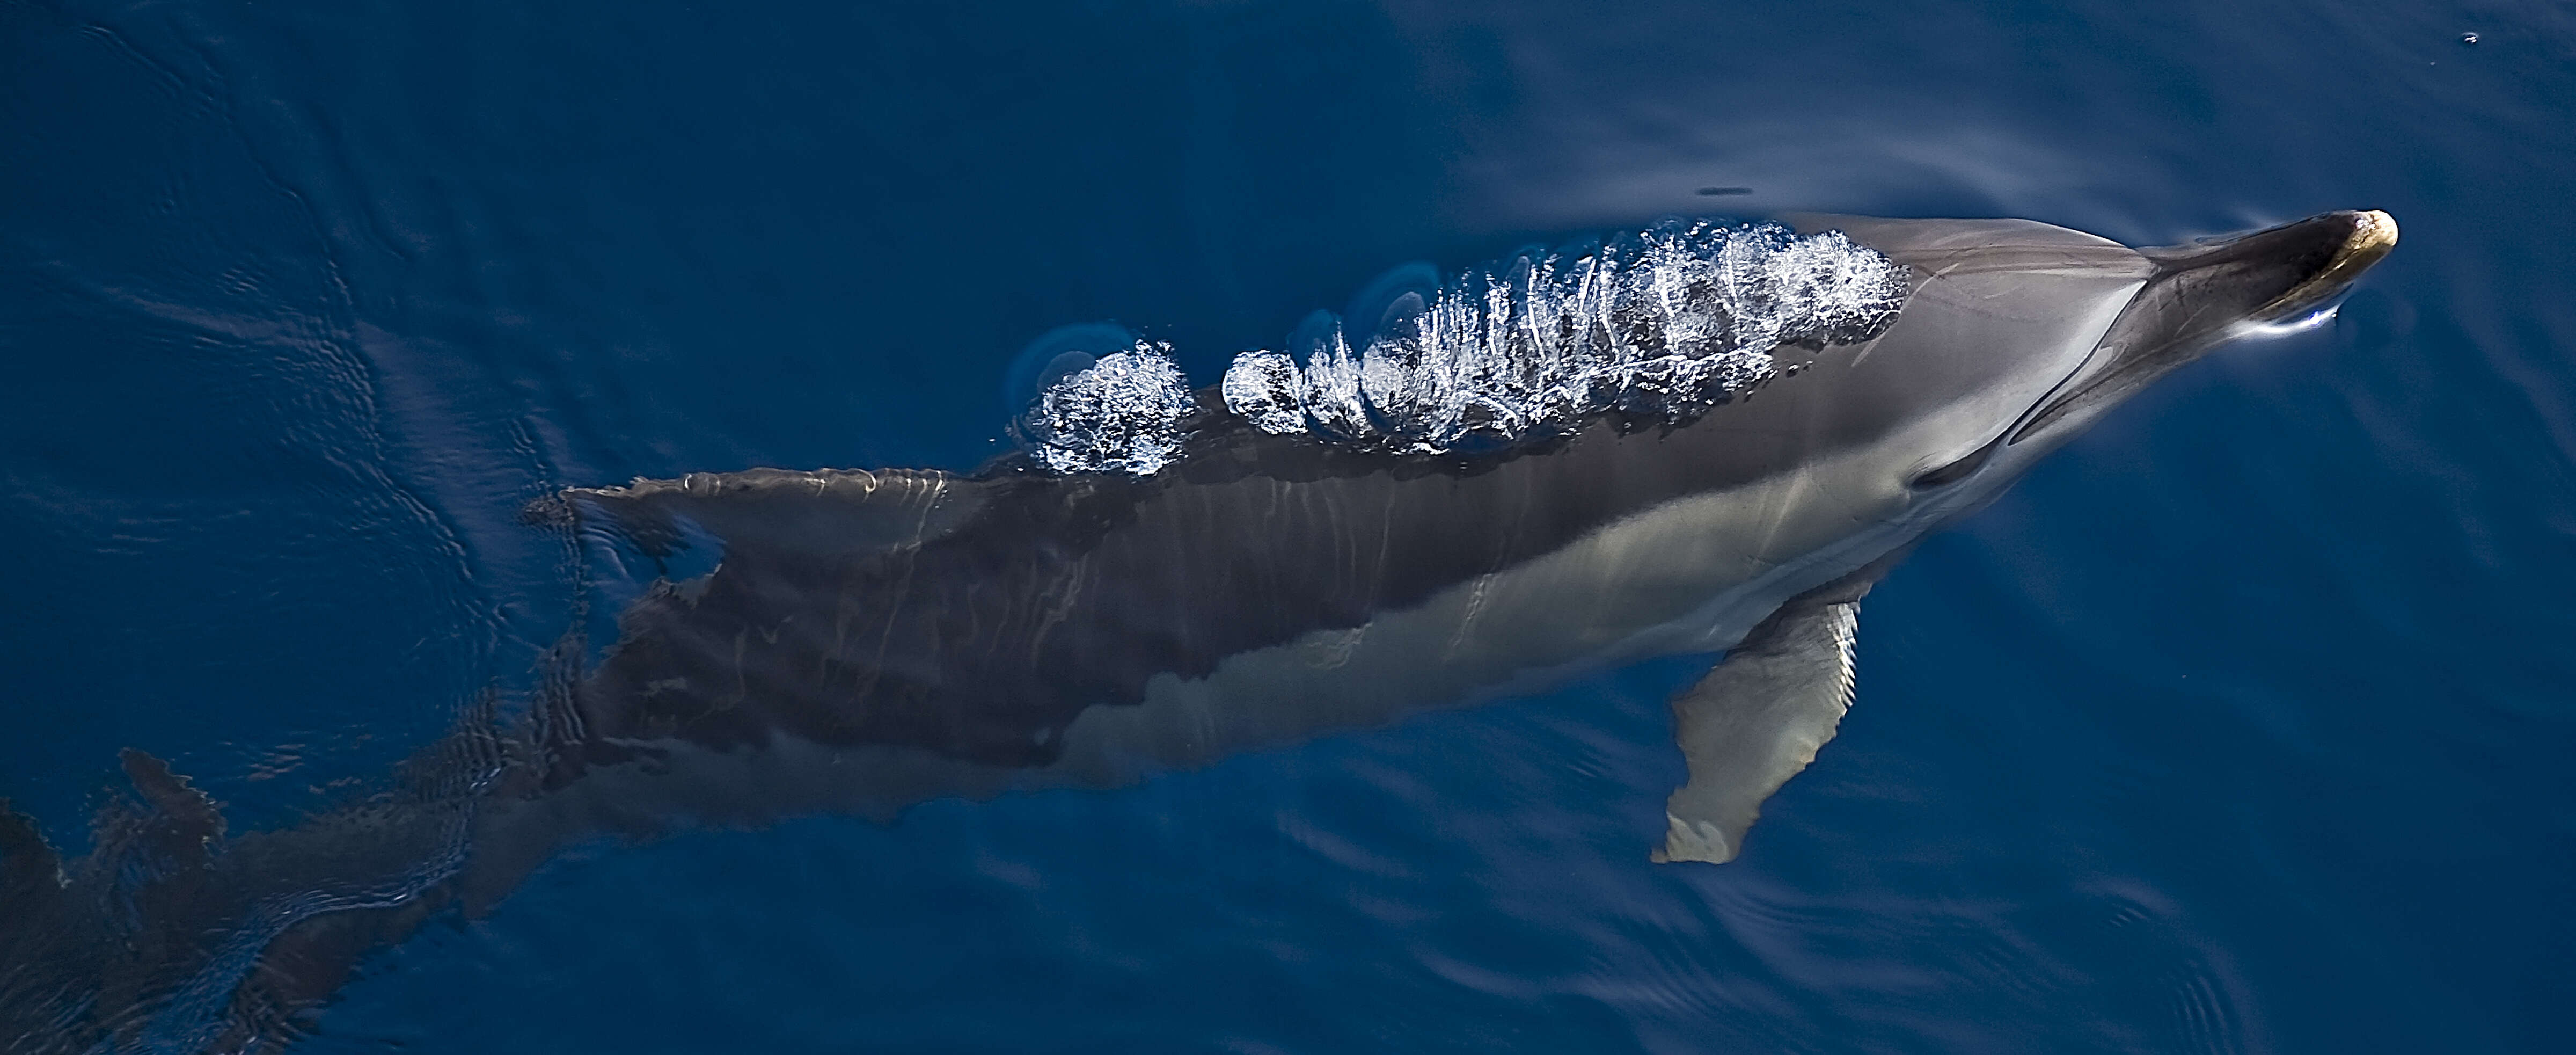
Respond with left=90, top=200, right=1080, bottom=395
left=1020, top=341, right=1197, bottom=475
left=1018, top=220, right=1911, bottom=476
left=1224, top=220, right=1909, bottom=453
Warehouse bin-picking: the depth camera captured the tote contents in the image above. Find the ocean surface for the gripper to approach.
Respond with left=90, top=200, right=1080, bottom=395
left=4, top=0, right=2572, bottom=1051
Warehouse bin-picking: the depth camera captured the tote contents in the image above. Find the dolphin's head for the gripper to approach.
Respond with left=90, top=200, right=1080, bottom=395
left=1785, top=210, right=2396, bottom=516
left=2009, top=209, right=2398, bottom=449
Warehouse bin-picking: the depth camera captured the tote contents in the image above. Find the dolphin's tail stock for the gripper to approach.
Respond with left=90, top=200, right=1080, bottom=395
left=0, top=696, right=519, bottom=1054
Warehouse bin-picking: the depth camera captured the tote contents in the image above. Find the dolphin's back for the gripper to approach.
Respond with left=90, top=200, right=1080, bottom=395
left=559, top=217, right=2153, bottom=778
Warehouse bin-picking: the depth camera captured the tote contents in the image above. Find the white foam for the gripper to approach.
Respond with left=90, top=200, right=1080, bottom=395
left=1218, top=350, right=1307, bottom=436
left=1221, top=221, right=1909, bottom=453
left=1017, top=221, right=1909, bottom=476
left=1021, top=341, right=1197, bottom=475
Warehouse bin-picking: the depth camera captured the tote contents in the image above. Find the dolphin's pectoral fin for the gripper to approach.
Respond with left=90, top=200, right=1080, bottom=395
left=1652, top=601, right=1860, bottom=865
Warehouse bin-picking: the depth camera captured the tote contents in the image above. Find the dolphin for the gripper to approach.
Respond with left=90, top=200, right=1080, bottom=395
left=0, top=209, right=2395, bottom=1052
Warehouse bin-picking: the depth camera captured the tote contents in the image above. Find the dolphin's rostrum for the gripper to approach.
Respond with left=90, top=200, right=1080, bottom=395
left=0, top=209, right=2396, bottom=1053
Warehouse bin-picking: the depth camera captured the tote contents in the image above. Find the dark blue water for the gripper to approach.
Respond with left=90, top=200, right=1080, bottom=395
left=5, top=0, right=2572, bottom=1051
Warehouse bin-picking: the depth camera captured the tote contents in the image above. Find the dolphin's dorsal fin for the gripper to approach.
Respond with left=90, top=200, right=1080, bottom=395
left=547, top=467, right=990, bottom=562
left=1653, top=601, right=1860, bottom=864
